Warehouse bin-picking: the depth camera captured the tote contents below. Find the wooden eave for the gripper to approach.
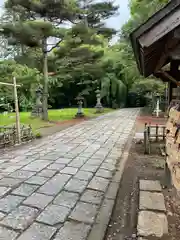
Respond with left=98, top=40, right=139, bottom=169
left=130, top=0, right=180, bottom=77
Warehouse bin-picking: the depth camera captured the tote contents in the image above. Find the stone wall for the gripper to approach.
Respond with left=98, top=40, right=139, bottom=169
left=166, top=105, right=180, bottom=191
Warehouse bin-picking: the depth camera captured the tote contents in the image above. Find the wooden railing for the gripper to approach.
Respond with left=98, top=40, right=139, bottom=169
left=144, top=123, right=166, bottom=154
left=0, top=125, right=34, bottom=148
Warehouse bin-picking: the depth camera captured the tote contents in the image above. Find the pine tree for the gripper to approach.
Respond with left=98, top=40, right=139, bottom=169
left=1, top=0, right=79, bottom=120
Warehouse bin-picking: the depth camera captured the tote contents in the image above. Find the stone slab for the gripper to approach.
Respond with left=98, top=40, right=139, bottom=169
left=38, top=169, right=57, bottom=178
left=87, top=198, right=114, bottom=240
left=53, top=191, right=79, bottom=208
left=139, top=191, right=166, bottom=211
left=139, top=180, right=162, bottom=192
left=0, top=195, right=25, bottom=213
left=9, top=170, right=35, bottom=179
left=17, top=222, right=57, bottom=240
left=38, top=174, right=71, bottom=196
left=80, top=189, right=104, bottom=205
left=26, top=176, right=48, bottom=185
left=22, top=160, right=50, bottom=172
left=69, top=202, right=98, bottom=224
left=88, top=176, right=109, bottom=192
left=23, top=193, right=53, bottom=209
left=74, top=171, right=93, bottom=181
left=60, top=167, right=78, bottom=175
left=95, top=168, right=112, bottom=179
left=12, top=183, right=39, bottom=197
left=137, top=211, right=168, bottom=237
left=37, top=204, right=70, bottom=225
left=0, top=206, right=39, bottom=230
left=80, top=164, right=99, bottom=173
left=64, top=178, right=88, bottom=194
left=54, top=221, right=91, bottom=240
left=0, top=226, right=18, bottom=240
left=0, top=186, right=11, bottom=198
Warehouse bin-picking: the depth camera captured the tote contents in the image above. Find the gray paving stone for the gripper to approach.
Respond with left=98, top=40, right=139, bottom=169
left=0, top=226, right=18, bottom=240
left=0, top=195, right=25, bottom=213
left=53, top=191, right=79, bottom=208
left=100, top=162, right=116, bottom=171
left=80, top=164, right=99, bottom=173
left=139, top=191, right=166, bottom=211
left=106, top=182, right=119, bottom=200
left=56, top=158, right=72, bottom=164
left=68, top=158, right=87, bottom=168
left=74, top=170, right=93, bottom=181
left=38, top=169, right=57, bottom=178
left=0, top=177, right=23, bottom=188
left=23, top=160, right=50, bottom=172
left=86, top=159, right=103, bottom=166
left=37, top=204, right=70, bottom=225
left=9, top=170, right=35, bottom=179
left=0, top=212, right=5, bottom=220
left=23, top=193, right=53, bottom=209
left=137, top=211, right=168, bottom=237
left=41, top=153, right=59, bottom=161
left=26, top=176, right=48, bottom=185
left=54, top=221, right=91, bottom=240
left=38, top=174, right=71, bottom=196
left=64, top=178, right=88, bottom=194
left=0, top=186, right=10, bottom=198
left=47, top=163, right=65, bottom=171
left=69, top=201, right=98, bottom=224
left=95, top=168, right=112, bottom=179
left=139, top=180, right=162, bottom=192
left=81, top=189, right=103, bottom=205
left=17, top=222, right=57, bottom=240
left=12, top=183, right=39, bottom=197
left=88, top=176, right=109, bottom=192
left=60, top=167, right=78, bottom=175
left=0, top=205, right=39, bottom=230
left=87, top=198, right=115, bottom=240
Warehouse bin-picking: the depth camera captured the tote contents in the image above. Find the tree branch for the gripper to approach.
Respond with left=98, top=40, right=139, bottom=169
left=46, top=38, right=64, bottom=53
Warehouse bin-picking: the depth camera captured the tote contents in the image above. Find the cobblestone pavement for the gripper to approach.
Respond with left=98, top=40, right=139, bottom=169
left=0, top=109, right=139, bottom=240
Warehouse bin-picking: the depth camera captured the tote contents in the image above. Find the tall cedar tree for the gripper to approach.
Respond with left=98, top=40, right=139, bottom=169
left=1, top=0, right=118, bottom=120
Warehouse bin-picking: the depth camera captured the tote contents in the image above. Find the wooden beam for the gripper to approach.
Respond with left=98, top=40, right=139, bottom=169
left=155, top=37, right=179, bottom=71
left=0, top=82, right=21, bottom=87
left=139, top=7, right=180, bottom=47
left=157, top=70, right=180, bottom=86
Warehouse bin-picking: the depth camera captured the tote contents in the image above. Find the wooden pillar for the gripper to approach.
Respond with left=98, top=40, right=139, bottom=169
left=168, top=81, right=173, bottom=105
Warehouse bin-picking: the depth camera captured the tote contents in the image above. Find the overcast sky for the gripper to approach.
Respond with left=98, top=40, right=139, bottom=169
left=0, top=0, right=130, bottom=29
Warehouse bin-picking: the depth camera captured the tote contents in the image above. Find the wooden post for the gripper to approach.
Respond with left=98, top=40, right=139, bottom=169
left=0, top=79, right=21, bottom=144
left=163, top=126, right=166, bottom=141
left=156, top=124, right=158, bottom=142
left=13, top=77, right=21, bottom=144
left=144, top=123, right=148, bottom=154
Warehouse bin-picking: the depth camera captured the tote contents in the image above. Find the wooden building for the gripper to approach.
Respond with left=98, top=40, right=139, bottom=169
left=130, top=0, right=180, bottom=104
left=130, top=0, right=180, bottom=192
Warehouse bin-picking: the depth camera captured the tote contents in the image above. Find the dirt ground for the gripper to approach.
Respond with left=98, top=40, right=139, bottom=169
left=104, top=115, right=180, bottom=240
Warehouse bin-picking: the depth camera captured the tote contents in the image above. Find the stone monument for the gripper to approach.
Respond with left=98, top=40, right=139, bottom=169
left=31, top=87, right=43, bottom=118
left=95, top=88, right=103, bottom=113
left=75, top=96, right=85, bottom=118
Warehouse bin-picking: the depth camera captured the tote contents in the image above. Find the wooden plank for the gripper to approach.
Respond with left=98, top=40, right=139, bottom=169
left=139, top=7, right=180, bottom=47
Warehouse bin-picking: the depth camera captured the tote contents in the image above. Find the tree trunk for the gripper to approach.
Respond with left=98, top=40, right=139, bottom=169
left=42, top=39, right=48, bottom=121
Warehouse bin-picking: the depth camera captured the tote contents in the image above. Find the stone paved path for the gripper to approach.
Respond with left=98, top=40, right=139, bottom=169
left=0, top=109, right=139, bottom=240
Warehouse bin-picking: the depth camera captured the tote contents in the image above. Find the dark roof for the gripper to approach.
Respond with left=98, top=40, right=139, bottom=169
left=130, top=0, right=180, bottom=77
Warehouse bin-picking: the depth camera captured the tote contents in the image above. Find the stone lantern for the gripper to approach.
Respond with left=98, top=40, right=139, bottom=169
left=95, top=87, right=103, bottom=113
left=75, top=96, right=85, bottom=118
left=31, top=87, right=43, bottom=118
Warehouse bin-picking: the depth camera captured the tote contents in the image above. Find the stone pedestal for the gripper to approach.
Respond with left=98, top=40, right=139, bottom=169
left=75, top=97, right=84, bottom=118
left=95, top=88, right=103, bottom=113
left=31, top=88, right=43, bottom=118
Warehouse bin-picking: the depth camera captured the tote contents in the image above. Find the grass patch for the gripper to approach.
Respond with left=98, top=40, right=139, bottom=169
left=0, top=108, right=113, bottom=131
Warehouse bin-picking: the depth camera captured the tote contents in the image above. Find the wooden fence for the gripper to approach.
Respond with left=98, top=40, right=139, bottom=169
left=144, top=123, right=166, bottom=154
left=0, top=125, right=34, bottom=148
